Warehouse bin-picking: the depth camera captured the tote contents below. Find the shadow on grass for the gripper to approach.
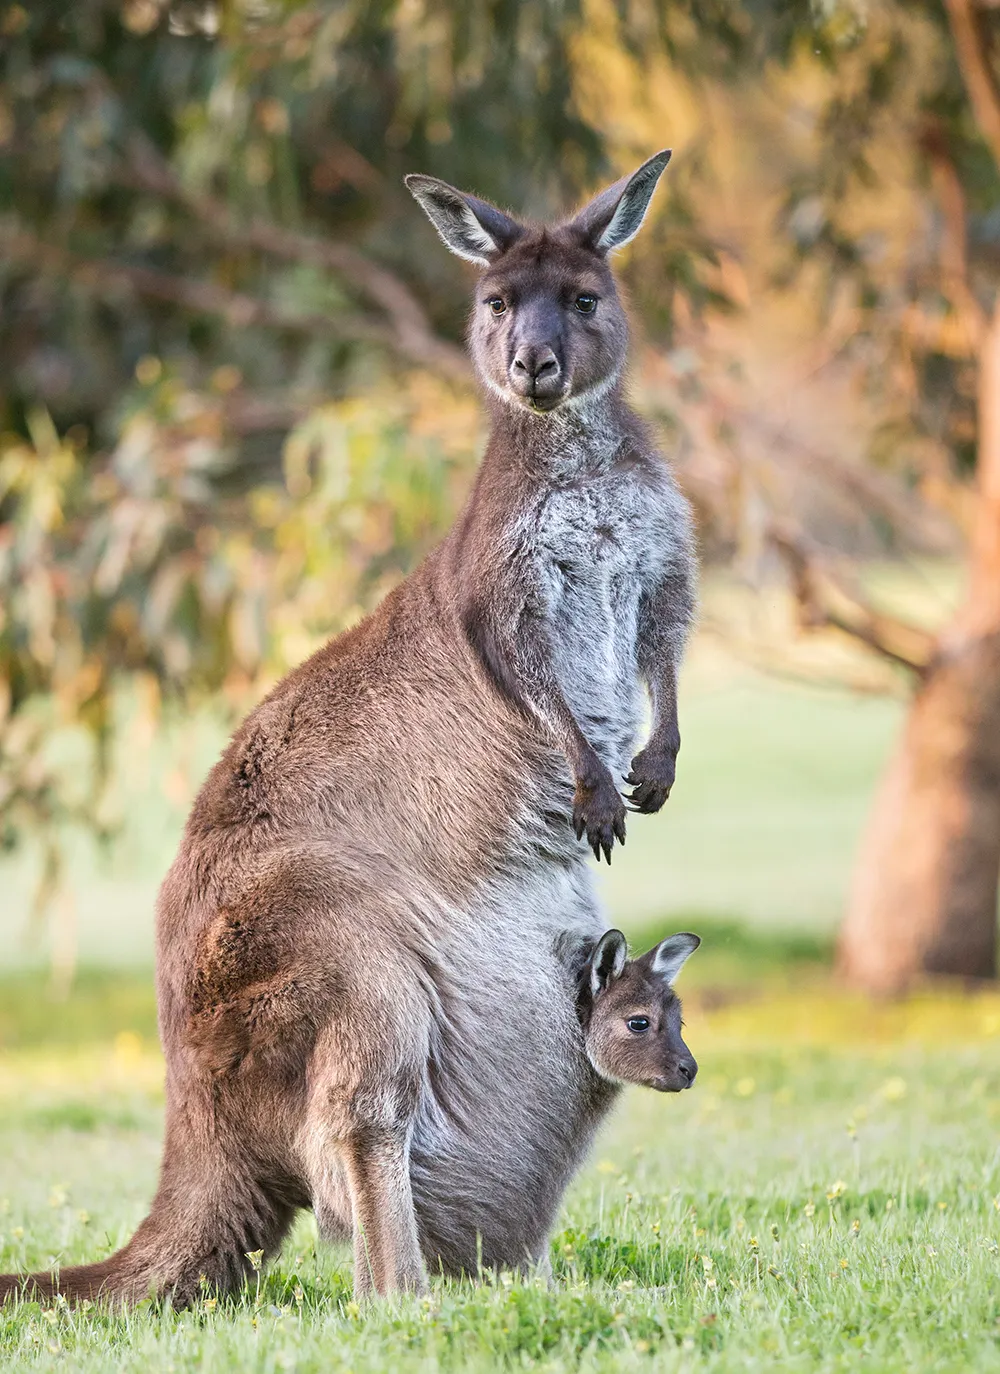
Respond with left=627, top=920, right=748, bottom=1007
left=553, top=1228, right=692, bottom=1287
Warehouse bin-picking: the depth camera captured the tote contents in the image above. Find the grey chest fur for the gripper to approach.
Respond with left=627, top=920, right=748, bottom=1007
left=529, top=468, right=667, bottom=774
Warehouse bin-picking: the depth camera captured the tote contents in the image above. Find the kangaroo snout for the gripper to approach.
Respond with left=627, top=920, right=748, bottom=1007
left=510, top=344, right=562, bottom=406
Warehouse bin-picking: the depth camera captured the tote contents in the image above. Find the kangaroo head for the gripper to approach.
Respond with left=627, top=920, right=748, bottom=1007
left=578, top=929, right=699, bottom=1093
left=405, top=152, right=671, bottom=414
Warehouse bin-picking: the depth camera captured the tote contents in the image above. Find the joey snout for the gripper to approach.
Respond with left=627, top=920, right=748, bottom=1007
left=649, top=1053, right=698, bottom=1093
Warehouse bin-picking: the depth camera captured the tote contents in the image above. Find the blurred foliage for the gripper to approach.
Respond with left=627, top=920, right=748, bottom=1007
left=0, top=371, right=479, bottom=875
left=776, top=2, right=1000, bottom=493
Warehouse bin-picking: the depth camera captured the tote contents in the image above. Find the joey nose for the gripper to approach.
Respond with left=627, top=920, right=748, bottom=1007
left=677, top=1058, right=697, bottom=1087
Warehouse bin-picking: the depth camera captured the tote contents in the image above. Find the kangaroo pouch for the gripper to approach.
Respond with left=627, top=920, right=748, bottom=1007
left=404, top=865, right=614, bottom=1273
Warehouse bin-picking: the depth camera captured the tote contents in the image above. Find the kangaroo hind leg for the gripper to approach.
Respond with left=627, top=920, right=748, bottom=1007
left=303, top=1002, right=429, bottom=1299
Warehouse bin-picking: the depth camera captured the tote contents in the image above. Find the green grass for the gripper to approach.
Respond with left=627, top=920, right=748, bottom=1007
left=2, top=964, right=1000, bottom=1372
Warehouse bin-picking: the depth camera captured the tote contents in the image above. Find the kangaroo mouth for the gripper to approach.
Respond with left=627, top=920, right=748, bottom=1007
left=513, top=387, right=567, bottom=414
left=506, top=370, right=568, bottom=413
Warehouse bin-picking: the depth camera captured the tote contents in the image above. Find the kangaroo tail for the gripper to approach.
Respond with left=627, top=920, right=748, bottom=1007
left=0, top=1171, right=296, bottom=1308
left=0, top=1255, right=122, bottom=1305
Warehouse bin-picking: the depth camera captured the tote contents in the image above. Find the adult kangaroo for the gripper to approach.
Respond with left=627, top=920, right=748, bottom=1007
left=0, top=151, right=696, bottom=1306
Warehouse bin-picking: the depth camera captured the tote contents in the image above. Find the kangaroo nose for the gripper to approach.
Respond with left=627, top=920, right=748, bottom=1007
left=678, top=1058, right=697, bottom=1087
left=511, top=345, right=559, bottom=383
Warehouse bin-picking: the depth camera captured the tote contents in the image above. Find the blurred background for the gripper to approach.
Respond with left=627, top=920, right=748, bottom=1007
left=1, top=0, right=998, bottom=1012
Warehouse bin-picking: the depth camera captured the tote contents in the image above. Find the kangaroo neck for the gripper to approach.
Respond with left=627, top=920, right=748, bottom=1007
left=484, top=387, right=630, bottom=480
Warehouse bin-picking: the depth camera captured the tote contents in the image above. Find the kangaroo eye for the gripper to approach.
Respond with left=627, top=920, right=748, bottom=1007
left=626, top=1016, right=650, bottom=1034
left=487, top=298, right=507, bottom=316
left=574, top=294, right=597, bottom=314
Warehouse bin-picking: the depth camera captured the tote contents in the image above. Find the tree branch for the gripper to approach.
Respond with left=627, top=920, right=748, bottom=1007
left=121, top=134, right=469, bottom=379
left=666, top=384, right=954, bottom=552
left=0, top=225, right=397, bottom=347
left=944, top=0, right=1000, bottom=171
left=919, top=117, right=987, bottom=346
left=767, top=522, right=936, bottom=675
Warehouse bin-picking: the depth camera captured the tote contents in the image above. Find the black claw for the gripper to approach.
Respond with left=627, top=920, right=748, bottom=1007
left=624, top=764, right=675, bottom=816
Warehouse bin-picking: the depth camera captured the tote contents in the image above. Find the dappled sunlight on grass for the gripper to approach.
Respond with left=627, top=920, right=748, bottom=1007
left=693, top=981, right=1000, bottom=1048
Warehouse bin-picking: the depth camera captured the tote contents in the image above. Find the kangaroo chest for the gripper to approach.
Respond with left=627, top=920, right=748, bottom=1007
left=530, top=469, right=663, bottom=772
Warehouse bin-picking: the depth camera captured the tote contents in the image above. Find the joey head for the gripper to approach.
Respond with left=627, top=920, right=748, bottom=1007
left=578, top=929, right=700, bottom=1092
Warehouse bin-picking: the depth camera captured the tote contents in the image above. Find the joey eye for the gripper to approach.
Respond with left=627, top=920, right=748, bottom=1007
left=574, top=294, right=597, bottom=314
left=487, top=297, right=507, bottom=316
left=626, top=1016, right=650, bottom=1034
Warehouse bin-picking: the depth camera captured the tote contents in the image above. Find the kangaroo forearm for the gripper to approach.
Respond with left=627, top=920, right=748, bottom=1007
left=624, top=572, right=693, bottom=815
left=647, top=654, right=681, bottom=752
left=637, top=573, right=694, bottom=744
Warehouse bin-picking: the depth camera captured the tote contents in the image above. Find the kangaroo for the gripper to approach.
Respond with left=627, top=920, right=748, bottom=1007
left=0, top=151, right=696, bottom=1306
left=575, top=929, right=700, bottom=1092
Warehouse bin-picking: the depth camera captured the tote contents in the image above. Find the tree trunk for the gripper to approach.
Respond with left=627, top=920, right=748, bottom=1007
left=837, top=299, right=1000, bottom=994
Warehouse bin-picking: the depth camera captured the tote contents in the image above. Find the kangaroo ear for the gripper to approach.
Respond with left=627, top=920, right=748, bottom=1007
left=590, top=929, right=628, bottom=998
left=405, top=174, right=523, bottom=266
left=567, top=150, right=671, bottom=256
left=650, top=932, right=700, bottom=985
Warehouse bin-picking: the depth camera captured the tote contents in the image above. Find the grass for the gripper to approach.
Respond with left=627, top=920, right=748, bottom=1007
left=2, top=954, right=1000, bottom=1373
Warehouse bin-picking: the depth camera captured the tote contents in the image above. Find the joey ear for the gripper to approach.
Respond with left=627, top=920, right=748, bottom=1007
left=404, top=174, right=523, bottom=266
left=590, top=929, right=628, bottom=998
left=567, top=149, right=671, bottom=256
left=650, top=932, right=700, bottom=985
